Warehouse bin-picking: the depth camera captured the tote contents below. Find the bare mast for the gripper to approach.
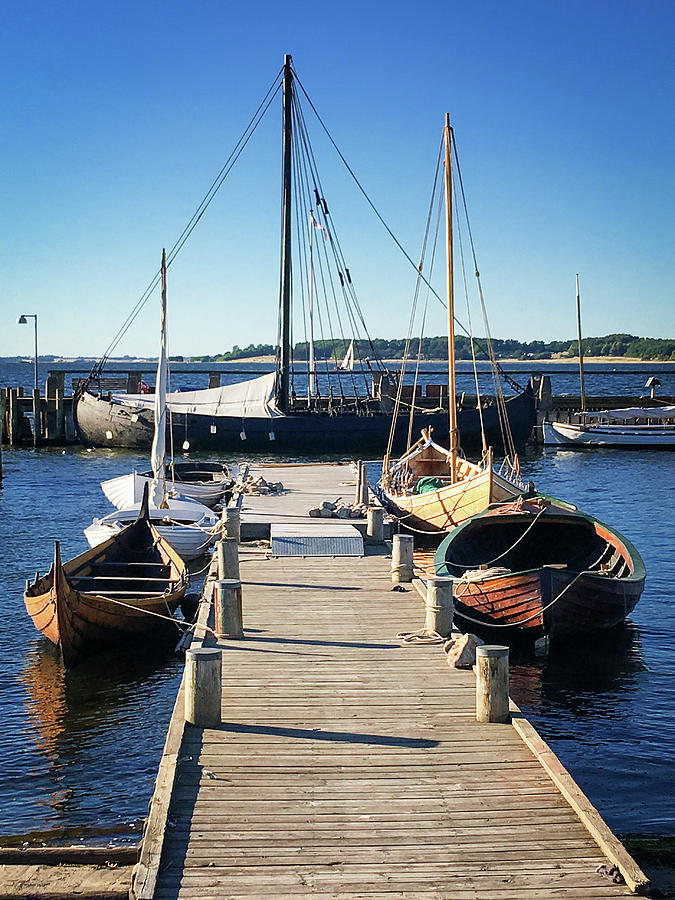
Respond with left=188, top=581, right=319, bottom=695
left=278, top=54, right=293, bottom=413
left=575, top=273, right=586, bottom=412
left=444, top=114, right=458, bottom=481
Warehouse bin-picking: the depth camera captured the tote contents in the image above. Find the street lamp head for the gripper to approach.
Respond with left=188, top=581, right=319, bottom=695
left=17, top=315, right=27, bottom=325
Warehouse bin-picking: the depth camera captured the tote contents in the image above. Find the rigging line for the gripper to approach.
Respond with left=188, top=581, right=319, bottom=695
left=290, top=129, right=311, bottom=389
left=386, top=138, right=444, bottom=461
left=292, top=100, right=341, bottom=381
left=453, top=180, right=487, bottom=454
left=292, top=95, right=384, bottom=369
left=97, top=75, right=283, bottom=372
left=292, top=94, right=367, bottom=391
left=293, top=76, right=525, bottom=394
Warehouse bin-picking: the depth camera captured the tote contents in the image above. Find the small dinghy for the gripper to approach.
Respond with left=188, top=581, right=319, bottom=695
left=24, top=486, right=189, bottom=668
left=434, top=494, right=646, bottom=641
left=101, top=461, right=232, bottom=510
left=84, top=494, right=218, bottom=561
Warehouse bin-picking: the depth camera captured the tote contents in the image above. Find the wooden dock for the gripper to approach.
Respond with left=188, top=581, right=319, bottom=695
left=130, top=462, right=647, bottom=899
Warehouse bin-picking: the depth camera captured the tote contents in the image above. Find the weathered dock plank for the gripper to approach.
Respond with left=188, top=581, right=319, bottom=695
left=137, top=539, right=645, bottom=899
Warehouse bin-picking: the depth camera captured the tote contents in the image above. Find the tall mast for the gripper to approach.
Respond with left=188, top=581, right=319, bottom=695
left=575, top=273, right=586, bottom=412
left=444, top=114, right=458, bottom=481
left=278, top=53, right=293, bottom=413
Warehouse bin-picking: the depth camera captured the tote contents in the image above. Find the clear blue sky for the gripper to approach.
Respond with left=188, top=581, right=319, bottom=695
left=2, top=0, right=673, bottom=357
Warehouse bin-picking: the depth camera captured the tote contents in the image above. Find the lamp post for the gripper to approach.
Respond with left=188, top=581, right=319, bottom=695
left=17, top=314, right=39, bottom=394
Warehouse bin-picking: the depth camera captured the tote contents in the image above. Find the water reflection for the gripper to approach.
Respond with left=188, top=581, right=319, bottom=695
left=510, top=621, right=646, bottom=716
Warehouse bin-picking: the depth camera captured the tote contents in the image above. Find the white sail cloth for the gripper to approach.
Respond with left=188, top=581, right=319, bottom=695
left=115, top=372, right=282, bottom=420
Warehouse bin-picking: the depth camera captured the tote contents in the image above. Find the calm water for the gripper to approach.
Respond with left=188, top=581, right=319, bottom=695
left=1, top=360, right=674, bottom=843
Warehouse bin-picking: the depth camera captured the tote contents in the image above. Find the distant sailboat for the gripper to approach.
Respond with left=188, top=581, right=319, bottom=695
left=338, top=339, right=355, bottom=371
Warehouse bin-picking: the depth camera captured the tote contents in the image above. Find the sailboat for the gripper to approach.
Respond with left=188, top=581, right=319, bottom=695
left=338, top=340, right=355, bottom=371
left=378, top=115, right=525, bottom=534
left=543, top=276, right=675, bottom=449
left=73, top=56, right=536, bottom=456
left=83, top=251, right=219, bottom=560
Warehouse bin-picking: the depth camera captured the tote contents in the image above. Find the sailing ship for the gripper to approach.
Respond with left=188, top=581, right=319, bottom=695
left=378, top=115, right=526, bottom=533
left=73, top=56, right=535, bottom=456
left=84, top=252, right=219, bottom=560
left=24, top=487, right=189, bottom=669
left=433, top=494, right=646, bottom=641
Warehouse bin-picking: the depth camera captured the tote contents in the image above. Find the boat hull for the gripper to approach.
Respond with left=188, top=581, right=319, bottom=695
left=543, top=420, right=675, bottom=448
left=434, top=498, right=646, bottom=641
left=24, top=522, right=188, bottom=668
left=74, top=387, right=536, bottom=455
left=379, top=465, right=522, bottom=534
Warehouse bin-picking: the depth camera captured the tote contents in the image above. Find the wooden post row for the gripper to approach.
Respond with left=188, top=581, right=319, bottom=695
left=475, top=645, right=510, bottom=723
left=425, top=576, right=453, bottom=637
left=184, top=648, right=222, bottom=727
left=214, top=578, right=244, bottom=639
left=391, top=533, right=414, bottom=583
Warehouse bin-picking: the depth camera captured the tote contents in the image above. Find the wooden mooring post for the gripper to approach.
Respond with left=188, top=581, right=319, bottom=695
left=476, top=644, right=510, bottom=723
left=8, top=388, right=19, bottom=446
left=32, top=388, right=42, bottom=447
left=366, top=505, right=384, bottom=543
left=184, top=648, right=221, bottom=727
left=0, top=390, right=4, bottom=479
left=217, top=538, right=240, bottom=580
left=425, top=576, right=454, bottom=637
left=224, top=505, right=241, bottom=542
left=391, top=533, right=414, bottom=583
left=214, top=578, right=244, bottom=639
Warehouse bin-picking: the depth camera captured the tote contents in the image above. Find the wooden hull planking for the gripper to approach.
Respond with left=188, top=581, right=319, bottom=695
left=24, top=523, right=187, bottom=668
left=435, top=500, right=646, bottom=641
left=74, top=387, right=536, bottom=455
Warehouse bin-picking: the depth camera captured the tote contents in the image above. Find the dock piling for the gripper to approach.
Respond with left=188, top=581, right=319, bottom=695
left=475, top=644, right=510, bottom=723
left=214, top=578, right=244, bottom=639
left=425, top=576, right=454, bottom=636
left=32, top=388, right=42, bottom=447
left=354, top=460, right=363, bottom=505
left=217, top=538, right=240, bottom=580
left=224, top=506, right=241, bottom=542
left=391, top=533, right=414, bottom=583
left=366, top=505, right=384, bottom=543
left=184, top=648, right=221, bottom=727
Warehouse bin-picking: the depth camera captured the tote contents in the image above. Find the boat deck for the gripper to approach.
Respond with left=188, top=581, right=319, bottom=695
left=238, top=462, right=369, bottom=540
left=137, top=532, right=645, bottom=899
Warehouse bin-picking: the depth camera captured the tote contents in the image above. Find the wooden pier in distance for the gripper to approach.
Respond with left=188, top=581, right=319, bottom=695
left=130, top=462, right=648, bottom=900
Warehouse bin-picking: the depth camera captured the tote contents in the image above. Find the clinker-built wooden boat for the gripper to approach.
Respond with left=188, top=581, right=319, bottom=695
left=24, top=490, right=188, bottom=668
left=434, top=495, right=645, bottom=641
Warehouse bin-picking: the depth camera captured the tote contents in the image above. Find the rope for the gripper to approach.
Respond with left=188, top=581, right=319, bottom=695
left=396, top=628, right=445, bottom=645
left=451, top=546, right=611, bottom=629
left=440, top=504, right=548, bottom=570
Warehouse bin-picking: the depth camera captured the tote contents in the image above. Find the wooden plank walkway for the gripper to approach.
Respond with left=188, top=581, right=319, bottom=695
left=238, top=462, right=367, bottom=539
left=146, top=546, right=641, bottom=899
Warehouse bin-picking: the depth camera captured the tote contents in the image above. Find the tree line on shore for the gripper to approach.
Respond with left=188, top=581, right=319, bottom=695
left=191, top=333, right=675, bottom=363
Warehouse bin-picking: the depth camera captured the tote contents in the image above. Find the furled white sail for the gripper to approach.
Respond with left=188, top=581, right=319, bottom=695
left=117, top=371, right=281, bottom=420
left=150, top=252, right=168, bottom=508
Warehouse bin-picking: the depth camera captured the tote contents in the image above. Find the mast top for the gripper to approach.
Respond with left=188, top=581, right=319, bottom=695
left=284, top=53, right=293, bottom=67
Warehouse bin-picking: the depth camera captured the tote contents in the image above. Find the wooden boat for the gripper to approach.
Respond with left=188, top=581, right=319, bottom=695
left=543, top=408, right=675, bottom=449
left=379, top=432, right=522, bottom=533
left=379, top=114, right=526, bottom=533
left=24, top=488, right=189, bottom=668
left=101, top=461, right=232, bottom=510
left=73, top=56, right=535, bottom=457
left=433, top=495, right=646, bottom=641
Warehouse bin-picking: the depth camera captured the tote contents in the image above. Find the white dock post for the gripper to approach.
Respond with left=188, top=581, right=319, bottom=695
left=475, top=645, right=510, bottom=723
left=217, top=538, right=240, bottom=580
left=224, top=506, right=241, bottom=543
left=391, top=533, right=414, bottom=583
left=366, top=506, right=384, bottom=543
left=214, top=578, right=244, bottom=639
left=425, top=576, right=454, bottom=637
left=360, top=462, right=370, bottom=506
left=185, top=648, right=222, bottom=727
